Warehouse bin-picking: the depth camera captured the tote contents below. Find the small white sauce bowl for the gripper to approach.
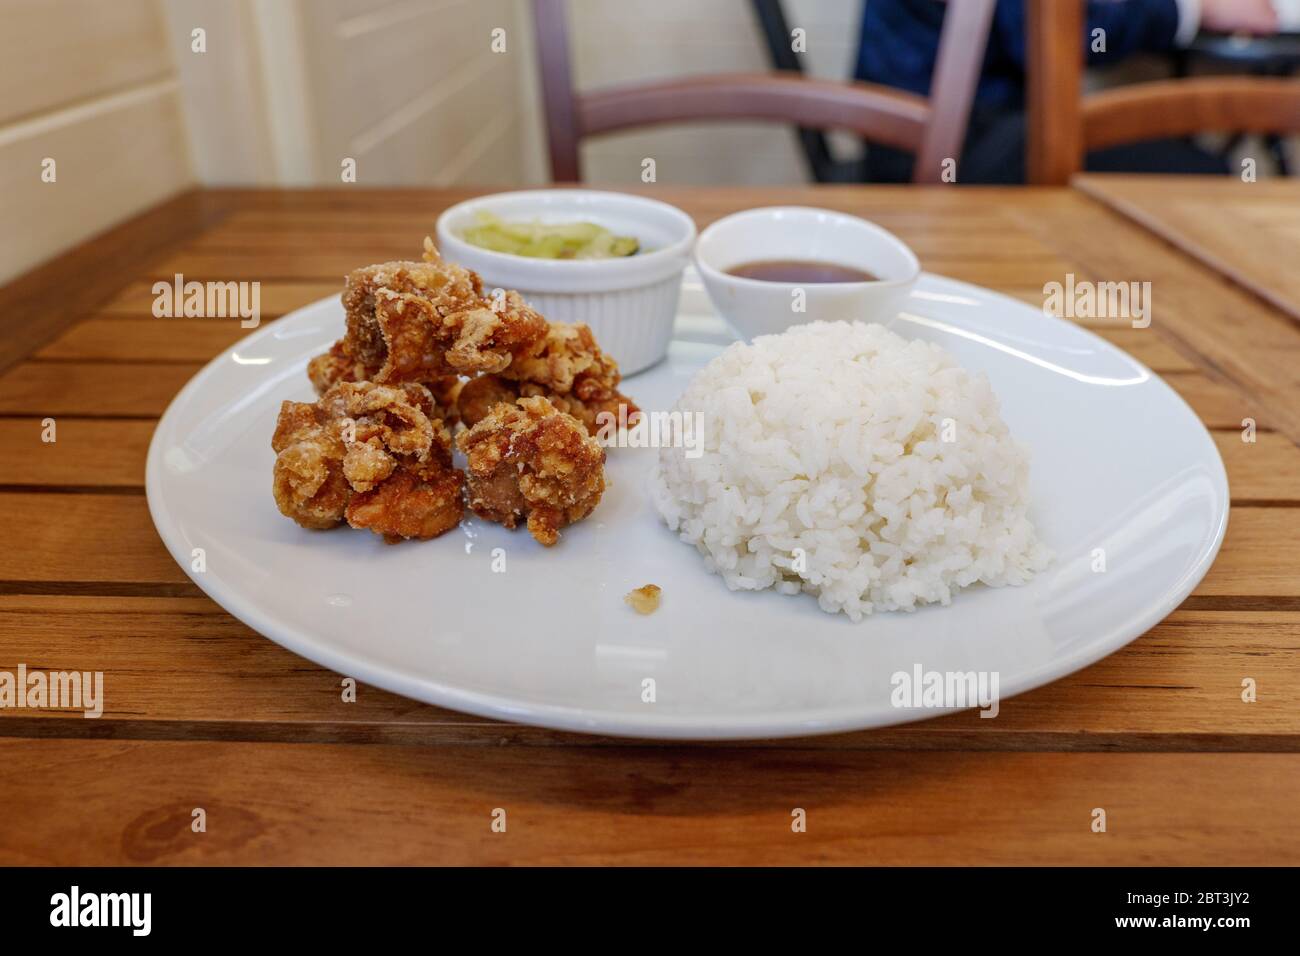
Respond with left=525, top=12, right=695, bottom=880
left=694, top=206, right=920, bottom=340
left=436, top=190, right=696, bottom=375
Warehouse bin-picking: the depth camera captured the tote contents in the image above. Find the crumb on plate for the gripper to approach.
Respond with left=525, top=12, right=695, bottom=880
left=624, top=584, right=661, bottom=615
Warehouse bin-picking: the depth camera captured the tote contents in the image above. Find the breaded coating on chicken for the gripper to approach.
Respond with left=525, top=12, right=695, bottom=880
left=455, top=374, right=521, bottom=429
left=329, top=240, right=547, bottom=382
left=369, top=289, right=458, bottom=381
left=456, top=396, right=606, bottom=546
left=501, top=321, right=622, bottom=393
left=307, top=336, right=462, bottom=422
left=457, top=322, right=639, bottom=435
left=341, top=248, right=483, bottom=369
left=370, top=284, right=548, bottom=378
left=456, top=375, right=631, bottom=437
left=271, top=400, right=352, bottom=530
left=307, top=340, right=381, bottom=394
left=441, top=288, right=549, bottom=374
left=271, top=380, right=464, bottom=541
left=345, top=460, right=465, bottom=542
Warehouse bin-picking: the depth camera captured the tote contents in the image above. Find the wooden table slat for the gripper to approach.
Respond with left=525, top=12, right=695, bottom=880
left=1, top=739, right=1295, bottom=865
left=1075, top=174, right=1300, bottom=326
left=101, top=279, right=341, bottom=319
left=1005, top=190, right=1300, bottom=446
left=1, top=598, right=1295, bottom=749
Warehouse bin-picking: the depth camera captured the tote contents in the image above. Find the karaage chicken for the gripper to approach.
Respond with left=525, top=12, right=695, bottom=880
left=307, top=337, right=461, bottom=422
left=271, top=400, right=351, bottom=530
left=340, top=247, right=482, bottom=369
left=283, top=240, right=633, bottom=549
left=272, top=380, right=464, bottom=541
left=306, top=340, right=380, bottom=394
left=456, top=321, right=639, bottom=436
left=456, top=396, right=606, bottom=547
left=331, top=239, right=547, bottom=375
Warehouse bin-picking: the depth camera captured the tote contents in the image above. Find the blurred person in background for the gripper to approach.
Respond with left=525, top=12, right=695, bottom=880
left=856, top=0, right=1285, bottom=182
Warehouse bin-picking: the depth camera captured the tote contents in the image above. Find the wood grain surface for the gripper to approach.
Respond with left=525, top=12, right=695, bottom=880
left=1, top=185, right=1297, bottom=865
left=1076, top=174, right=1300, bottom=330
left=3, top=740, right=1296, bottom=865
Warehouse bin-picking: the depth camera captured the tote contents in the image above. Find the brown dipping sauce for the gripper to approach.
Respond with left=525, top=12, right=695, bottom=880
left=727, top=259, right=878, bottom=283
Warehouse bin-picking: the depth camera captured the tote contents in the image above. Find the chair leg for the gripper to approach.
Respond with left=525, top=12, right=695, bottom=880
left=748, top=0, right=835, bottom=182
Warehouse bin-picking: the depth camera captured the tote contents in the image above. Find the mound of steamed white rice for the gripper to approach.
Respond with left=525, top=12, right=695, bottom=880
left=650, top=321, right=1050, bottom=621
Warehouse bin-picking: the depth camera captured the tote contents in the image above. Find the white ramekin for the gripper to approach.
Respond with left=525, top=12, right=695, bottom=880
left=436, top=190, right=696, bottom=375
left=694, top=206, right=920, bottom=341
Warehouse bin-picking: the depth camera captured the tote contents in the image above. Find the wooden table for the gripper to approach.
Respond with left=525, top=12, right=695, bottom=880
left=1076, top=174, right=1300, bottom=328
left=2, top=186, right=1298, bottom=866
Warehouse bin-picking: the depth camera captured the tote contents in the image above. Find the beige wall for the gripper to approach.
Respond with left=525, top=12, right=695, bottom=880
left=294, top=0, right=545, bottom=186
left=163, top=0, right=547, bottom=188
left=0, top=0, right=550, bottom=282
left=161, top=0, right=283, bottom=185
left=0, top=0, right=194, bottom=284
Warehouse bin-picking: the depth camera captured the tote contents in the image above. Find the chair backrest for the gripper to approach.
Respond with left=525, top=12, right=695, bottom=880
left=533, top=0, right=996, bottom=184
left=1027, top=0, right=1300, bottom=184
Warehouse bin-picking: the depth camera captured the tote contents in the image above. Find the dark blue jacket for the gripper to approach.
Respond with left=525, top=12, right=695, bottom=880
left=855, top=0, right=1183, bottom=110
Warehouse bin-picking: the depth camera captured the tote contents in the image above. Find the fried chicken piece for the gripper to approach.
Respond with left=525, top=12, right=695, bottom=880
left=318, top=380, right=444, bottom=461
left=348, top=455, right=465, bottom=538
left=457, top=374, right=633, bottom=437
left=337, top=451, right=461, bottom=542
left=501, top=323, right=639, bottom=431
left=367, top=285, right=548, bottom=379
left=443, top=289, right=549, bottom=374
left=341, top=253, right=483, bottom=369
left=456, top=396, right=606, bottom=547
left=455, top=374, right=521, bottom=429
left=338, top=449, right=462, bottom=542
left=456, top=321, right=640, bottom=436
left=307, top=335, right=462, bottom=423
left=337, top=242, right=548, bottom=382
left=370, top=289, right=458, bottom=381
left=424, top=374, right=464, bottom=426
left=271, top=381, right=464, bottom=541
left=307, top=340, right=381, bottom=395
left=346, top=459, right=465, bottom=542
left=271, top=400, right=351, bottom=529
left=501, top=321, right=617, bottom=391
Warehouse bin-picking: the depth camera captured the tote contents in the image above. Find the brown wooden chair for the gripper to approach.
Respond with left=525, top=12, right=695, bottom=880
left=532, top=0, right=996, bottom=184
left=1027, top=0, right=1300, bottom=184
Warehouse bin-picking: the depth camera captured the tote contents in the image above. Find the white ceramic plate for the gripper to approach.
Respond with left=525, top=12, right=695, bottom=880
left=146, top=272, right=1229, bottom=739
